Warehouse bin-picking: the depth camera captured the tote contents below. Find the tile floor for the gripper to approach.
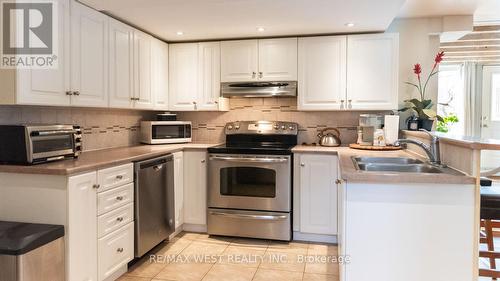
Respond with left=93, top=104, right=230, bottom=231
left=120, top=232, right=339, bottom=281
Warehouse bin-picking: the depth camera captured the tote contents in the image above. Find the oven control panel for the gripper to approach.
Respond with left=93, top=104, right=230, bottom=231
left=225, top=121, right=298, bottom=135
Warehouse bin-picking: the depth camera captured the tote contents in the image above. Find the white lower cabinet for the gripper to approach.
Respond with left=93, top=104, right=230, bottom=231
left=68, top=171, right=98, bottom=281
left=173, top=152, right=184, bottom=229
left=68, top=163, right=135, bottom=281
left=183, top=151, right=208, bottom=226
left=294, top=153, right=339, bottom=239
left=98, top=223, right=134, bottom=281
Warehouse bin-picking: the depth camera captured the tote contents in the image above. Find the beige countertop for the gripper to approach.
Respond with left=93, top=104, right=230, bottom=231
left=0, top=143, right=220, bottom=176
left=292, top=145, right=476, bottom=184
left=402, top=130, right=500, bottom=150
left=0, top=142, right=476, bottom=184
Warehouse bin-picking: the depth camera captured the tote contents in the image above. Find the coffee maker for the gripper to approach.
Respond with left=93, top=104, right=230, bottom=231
left=357, top=114, right=384, bottom=145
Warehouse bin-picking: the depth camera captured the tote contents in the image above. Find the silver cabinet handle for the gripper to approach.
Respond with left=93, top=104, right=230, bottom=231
left=92, top=184, right=100, bottom=189
left=73, top=91, right=80, bottom=96
left=214, top=100, right=218, bottom=104
left=209, top=211, right=287, bottom=221
left=335, top=179, right=342, bottom=184
left=300, top=163, right=305, bottom=167
left=201, top=159, right=206, bottom=163
left=116, top=248, right=124, bottom=253
left=116, top=196, right=124, bottom=201
left=259, top=71, right=263, bottom=78
left=348, top=99, right=352, bottom=109
left=252, top=71, right=256, bottom=78
left=66, top=91, right=73, bottom=96
left=116, top=175, right=123, bottom=180
left=209, top=156, right=288, bottom=163
left=116, top=217, right=124, bottom=222
left=340, top=100, right=345, bottom=109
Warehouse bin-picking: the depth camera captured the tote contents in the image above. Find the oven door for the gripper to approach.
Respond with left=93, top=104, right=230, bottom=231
left=208, top=154, right=291, bottom=212
left=29, top=130, right=76, bottom=162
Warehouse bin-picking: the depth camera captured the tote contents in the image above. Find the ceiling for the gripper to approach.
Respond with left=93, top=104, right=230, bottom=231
left=78, top=0, right=406, bottom=42
left=397, top=0, right=478, bottom=18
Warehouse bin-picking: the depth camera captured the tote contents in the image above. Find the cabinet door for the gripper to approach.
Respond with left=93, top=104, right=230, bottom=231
left=220, top=40, right=258, bottom=82
left=173, top=152, right=184, bottom=229
left=68, top=171, right=98, bottom=281
left=347, top=33, right=399, bottom=110
left=133, top=30, right=154, bottom=109
left=16, top=0, right=70, bottom=106
left=198, top=42, right=221, bottom=111
left=258, top=38, right=297, bottom=81
left=109, top=19, right=134, bottom=108
left=70, top=1, right=108, bottom=107
left=168, top=43, right=198, bottom=111
left=183, top=151, right=207, bottom=225
left=152, top=39, right=169, bottom=110
left=298, top=36, right=346, bottom=111
left=298, top=154, right=338, bottom=235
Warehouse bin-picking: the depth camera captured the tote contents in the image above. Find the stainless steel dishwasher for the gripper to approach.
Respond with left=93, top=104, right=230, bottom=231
left=134, top=154, right=175, bottom=257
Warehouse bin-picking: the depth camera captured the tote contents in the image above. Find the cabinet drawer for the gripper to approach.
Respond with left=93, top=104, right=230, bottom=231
left=97, top=183, right=134, bottom=215
left=98, top=203, right=134, bottom=238
left=97, top=163, right=133, bottom=192
left=98, top=222, right=134, bottom=281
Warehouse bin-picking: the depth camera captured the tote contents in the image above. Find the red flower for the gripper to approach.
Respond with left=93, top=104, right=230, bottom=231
left=434, top=51, right=445, bottom=64
left=413, top=64, right=422, bottom=77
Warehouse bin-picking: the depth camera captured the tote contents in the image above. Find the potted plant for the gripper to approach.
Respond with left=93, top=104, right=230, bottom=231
left=400, top=51, right=445, bottom=131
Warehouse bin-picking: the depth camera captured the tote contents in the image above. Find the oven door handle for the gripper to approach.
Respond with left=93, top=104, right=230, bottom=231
left=31, top=130, right=77, bottom=136
left=209, top=211, right=288, bottom=221
left=209, top=156, right=288, bottom=163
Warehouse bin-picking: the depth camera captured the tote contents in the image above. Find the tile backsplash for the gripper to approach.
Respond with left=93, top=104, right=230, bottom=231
left=176, top=98, right=390, bottom=145
left=0, top=98, right=390, bottom=151
left=0, top=105, right=156, bottom=151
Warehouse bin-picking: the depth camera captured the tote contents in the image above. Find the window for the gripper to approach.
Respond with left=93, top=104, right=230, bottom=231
left=491, top=73, right=500, bottom=121
left=437, top=64, right=465, bottom=135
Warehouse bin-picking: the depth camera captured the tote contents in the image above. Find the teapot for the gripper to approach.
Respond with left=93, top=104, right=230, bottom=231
left=317, top=127, right=341, bottom=147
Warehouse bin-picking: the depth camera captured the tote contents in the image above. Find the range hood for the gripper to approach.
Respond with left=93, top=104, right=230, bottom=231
left=221, top=81, right=297, bottom=98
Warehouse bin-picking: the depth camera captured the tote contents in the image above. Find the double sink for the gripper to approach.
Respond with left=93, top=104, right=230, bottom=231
left=352, top=156, right=445, bottom=174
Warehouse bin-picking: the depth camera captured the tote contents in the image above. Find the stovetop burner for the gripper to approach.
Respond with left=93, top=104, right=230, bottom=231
left=207, top=121, right=298, bottom=155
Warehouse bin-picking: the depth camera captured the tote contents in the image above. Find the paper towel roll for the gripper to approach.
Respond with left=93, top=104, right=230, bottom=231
left=384, top=115, right=400, bottom=145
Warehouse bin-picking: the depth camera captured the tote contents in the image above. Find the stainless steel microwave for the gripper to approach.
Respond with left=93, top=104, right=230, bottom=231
left=0, top=124, right=82, bottom=164
left=140, top=121, right=192, bottom=144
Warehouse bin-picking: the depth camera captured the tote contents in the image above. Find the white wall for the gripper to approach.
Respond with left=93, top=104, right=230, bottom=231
left=387, top=16, right=472, bottom=127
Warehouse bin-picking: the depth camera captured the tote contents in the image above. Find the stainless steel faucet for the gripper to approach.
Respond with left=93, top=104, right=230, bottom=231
left=394, top=129, right=441, bottom=165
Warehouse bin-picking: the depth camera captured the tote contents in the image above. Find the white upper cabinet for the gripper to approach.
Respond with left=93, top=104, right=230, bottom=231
left=198, top=42, right=221, bottom=111
left=221, top=40, right=258, bottom=82
left=108, top=18, right=134, bottom=109
left=347, top=33, right=399, bottom=110
left=221, top=38, right=298, bottom=82
left=15, top=0, right=70, bottom=106
left=258, top=38, right=297, bottom=81
left=70, top=1, right=109, bottom=107
left=133, top=31, right=155, bottom=109
left=169, top=43, right=199, bottom=111
left=298, top=36, right=347, bottom=111
left=152, top=39, right=169, bottom=110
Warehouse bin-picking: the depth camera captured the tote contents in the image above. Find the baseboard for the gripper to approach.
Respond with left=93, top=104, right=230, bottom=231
left=169, top=226, right=184, bottom=240
left=182, top=223, right=207, bottom=233
left=105, top=264, right=127, bottom=281
left=293, top=231, right=337, bottom=244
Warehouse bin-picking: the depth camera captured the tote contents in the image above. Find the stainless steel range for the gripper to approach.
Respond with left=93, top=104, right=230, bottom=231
left=207, top=121, right=298, bottom=241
